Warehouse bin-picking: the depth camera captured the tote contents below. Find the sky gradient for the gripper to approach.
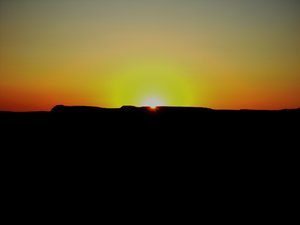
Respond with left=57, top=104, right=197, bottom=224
left=1, top=0, right=300, bottom=111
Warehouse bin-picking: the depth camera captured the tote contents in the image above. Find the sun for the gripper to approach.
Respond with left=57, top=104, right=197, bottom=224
left=142, top=97, right=164, bottom=109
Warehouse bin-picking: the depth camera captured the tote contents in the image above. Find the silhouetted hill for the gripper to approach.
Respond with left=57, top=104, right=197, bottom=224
left=50, top=105, right=214, bottom=113
left=2, top=104, right=299, bottom=208
left=1, top=104, right=299, bottom=142
left=2, top=104, right=299, bottom=152
left=50, top=104, right=300, bottom=113
left=51, top=105, right=111, bottom=113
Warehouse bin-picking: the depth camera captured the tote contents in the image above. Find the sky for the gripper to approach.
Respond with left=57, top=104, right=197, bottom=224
left=0, top=0, right=300, bottom=111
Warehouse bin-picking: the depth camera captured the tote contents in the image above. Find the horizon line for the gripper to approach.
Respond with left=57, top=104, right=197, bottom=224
left=1, top=105, right=300, bottom=113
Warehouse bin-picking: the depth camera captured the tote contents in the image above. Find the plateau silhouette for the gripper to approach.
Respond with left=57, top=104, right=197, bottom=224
left=2, top=104, right=299, bottom=194
left=1, top=104, right=299, bottom=142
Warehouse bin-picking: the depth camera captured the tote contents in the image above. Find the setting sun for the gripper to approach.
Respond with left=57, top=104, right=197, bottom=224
left=142, top=97, right=164, bottom=109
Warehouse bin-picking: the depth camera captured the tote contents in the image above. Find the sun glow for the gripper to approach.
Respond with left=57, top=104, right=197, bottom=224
left=142, top=97, right=165, bottom=109
left=109, top=58, right=197, bottom=108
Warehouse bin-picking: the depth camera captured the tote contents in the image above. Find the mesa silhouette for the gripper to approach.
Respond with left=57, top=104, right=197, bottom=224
left=50, top=104, right=300, bottom=113
left=2, top=104, right=299, bottom=131
left=1, top=104, right=299, bottom=162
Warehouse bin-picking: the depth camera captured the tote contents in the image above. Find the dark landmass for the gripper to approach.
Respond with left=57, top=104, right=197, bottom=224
left=2, top=105, right=299, bottom=206
left=1, top=105, right=299, bottom=143
left=2, top=105, right=299, bottom=164
left=1, top=104, right=299, bottom=125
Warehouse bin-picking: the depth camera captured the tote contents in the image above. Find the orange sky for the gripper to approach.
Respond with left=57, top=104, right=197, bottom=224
left=1, top=0, right=300, bottom=111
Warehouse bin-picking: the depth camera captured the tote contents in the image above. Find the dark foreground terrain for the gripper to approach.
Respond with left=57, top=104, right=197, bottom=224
left=2, top=105, right=299, bottom=175
left=1, top=105, right=299, bottom=219
left=2, top=104, right=299, bottom=171
left=1, top=105, right=299, bottom=149
left=2, top=105, right=299, bottom=174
